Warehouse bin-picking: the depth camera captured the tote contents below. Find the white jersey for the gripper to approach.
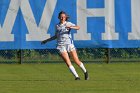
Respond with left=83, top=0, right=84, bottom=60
left=56, top=21, right=75, bottom=46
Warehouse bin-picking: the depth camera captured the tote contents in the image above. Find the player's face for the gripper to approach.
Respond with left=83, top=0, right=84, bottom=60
left=60, top=14, right=67, bottom=23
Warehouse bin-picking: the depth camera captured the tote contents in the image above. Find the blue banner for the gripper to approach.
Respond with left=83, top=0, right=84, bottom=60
left=0, top=0, right=140, bottom=49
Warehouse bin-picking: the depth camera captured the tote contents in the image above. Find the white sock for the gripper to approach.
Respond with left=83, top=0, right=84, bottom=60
left=69, top=65, right=79, bottom=78
left=80, top=63, right=87, bottom=73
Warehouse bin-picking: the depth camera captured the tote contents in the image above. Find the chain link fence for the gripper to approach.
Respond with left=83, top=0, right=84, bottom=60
left=0, top=48, right=140, bottom=64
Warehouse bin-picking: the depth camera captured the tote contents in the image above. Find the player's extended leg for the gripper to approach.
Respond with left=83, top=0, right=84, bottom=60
left=69, top=50, right=89, bottom=80
left=60, top=51, right=80, bottom=80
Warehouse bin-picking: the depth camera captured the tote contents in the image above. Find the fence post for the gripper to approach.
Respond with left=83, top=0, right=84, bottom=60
left=106, top=48, right=111, bottom=64
left=17, top=49, right=22, bottom=64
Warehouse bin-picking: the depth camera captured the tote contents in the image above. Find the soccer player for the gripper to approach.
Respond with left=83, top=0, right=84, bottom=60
left=41, top=11, right=89, bottom=80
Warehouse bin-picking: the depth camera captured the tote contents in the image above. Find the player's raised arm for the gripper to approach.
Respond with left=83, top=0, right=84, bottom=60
left=41, top=25, right=58, bottom=45
left=41, top=35, right=57, bottom=45
left=66, top=25, right=80, bottom=30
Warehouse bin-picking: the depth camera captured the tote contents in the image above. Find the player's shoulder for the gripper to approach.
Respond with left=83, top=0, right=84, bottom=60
left=56, top=22, right=60, bottom=26
left=55, top=23, right=60, bottom=28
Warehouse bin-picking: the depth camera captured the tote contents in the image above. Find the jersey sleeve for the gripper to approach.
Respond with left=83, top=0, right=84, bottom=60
left=66, top=22, right=76, bottom=27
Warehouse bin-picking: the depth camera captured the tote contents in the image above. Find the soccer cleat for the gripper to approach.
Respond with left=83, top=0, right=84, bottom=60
left=84, top=71, right=89, bottom=80
left=75, top=77, right=80, bottom=80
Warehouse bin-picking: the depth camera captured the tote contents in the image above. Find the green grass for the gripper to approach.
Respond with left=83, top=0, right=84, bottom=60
left=0, top=62, right=140, bottom=93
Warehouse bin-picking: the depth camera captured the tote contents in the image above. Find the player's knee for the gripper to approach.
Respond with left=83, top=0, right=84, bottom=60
left=75, top=60, right=81, bottom=65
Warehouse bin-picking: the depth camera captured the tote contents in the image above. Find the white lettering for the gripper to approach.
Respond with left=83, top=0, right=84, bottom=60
left=0, top=0, right=20, bottom=41
left=102, top=0, right=119, bottom=40
left=128, top=0, right=140, bottom=40
left=20, top=0, right=57, bottom=41
left=76, top=0, right=118, bottom=40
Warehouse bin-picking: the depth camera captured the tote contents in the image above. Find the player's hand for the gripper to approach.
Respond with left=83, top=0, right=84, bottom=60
left=41, top=39, right=48, bottom=45
left=66, top=26, right=71, bottom=30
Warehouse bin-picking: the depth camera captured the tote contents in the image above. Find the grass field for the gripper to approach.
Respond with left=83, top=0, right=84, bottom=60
left=0, top=62, right=140, bottom=93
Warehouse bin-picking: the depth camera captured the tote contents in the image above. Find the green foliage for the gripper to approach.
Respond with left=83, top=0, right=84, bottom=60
left=0, top=48, right=140, bottom=63
left=111, top=48, right=140, bottom=58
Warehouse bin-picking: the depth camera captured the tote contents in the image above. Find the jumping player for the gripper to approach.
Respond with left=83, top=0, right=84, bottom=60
left=41, top=11, right=89, bottom=80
